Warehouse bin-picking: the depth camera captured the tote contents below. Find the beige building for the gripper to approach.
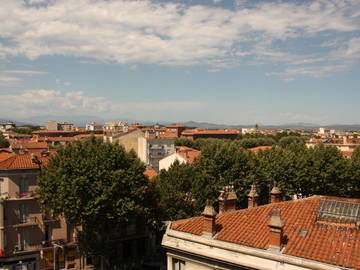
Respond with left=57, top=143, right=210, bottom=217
left=0, top=152, right=88, bottom=270
left=162, top=186, right=360, bottom=270
left=107, top=129, right=176, bottom=172
left=45, top=122, right=74, bottom=131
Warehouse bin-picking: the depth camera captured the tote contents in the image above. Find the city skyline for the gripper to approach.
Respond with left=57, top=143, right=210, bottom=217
left=0, top=0, right=359, bottom=125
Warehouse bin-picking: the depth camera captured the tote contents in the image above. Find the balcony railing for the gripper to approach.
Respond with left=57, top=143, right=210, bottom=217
left=16, top=191, right=34, bottom=199
left=13, top=216, right=40, bottom=228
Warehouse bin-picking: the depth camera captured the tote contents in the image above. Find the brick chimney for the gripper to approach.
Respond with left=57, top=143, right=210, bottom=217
left=218, top=185, right=237, bottom=214
left=268, top=209, right=284, bottom=249
left=270, top=182, right=282, bottom=203
left=247, top=184, right=259, bottom=208
left=202, top=200, right=217, bottom=236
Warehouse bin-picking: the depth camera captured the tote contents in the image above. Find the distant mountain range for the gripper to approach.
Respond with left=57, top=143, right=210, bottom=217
left=2, top=117, right=360, bottom=131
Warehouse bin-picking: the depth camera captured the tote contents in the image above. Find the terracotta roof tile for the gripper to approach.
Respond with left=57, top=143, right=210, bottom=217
left=0, top=151, right=55, bottom=169
left=170, top=196, right=360, bottom=269
left=175, top=146, right=201, bottom=163
left=11, top=141, right=48, bottom=149
left=144, top=167, right=158, bottom=180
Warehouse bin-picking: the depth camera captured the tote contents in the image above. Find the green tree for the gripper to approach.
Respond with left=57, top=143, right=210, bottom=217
left=10, top=125, right=41, bottom=134
left=193, top=140, right=258, bottom=208
left=154, top=161, right=200, bottom=220
left=37, top=137, right=154, bottom=267
left=0, top=133, right=9, bottom=148
left=278, top=136, right=305, bottom=147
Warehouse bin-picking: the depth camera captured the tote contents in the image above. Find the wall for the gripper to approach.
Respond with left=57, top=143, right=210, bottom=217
left=159, top=153, right=186, bottom=171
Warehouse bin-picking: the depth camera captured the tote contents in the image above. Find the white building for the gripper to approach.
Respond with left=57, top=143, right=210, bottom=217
left=0, top=122, right=15, bottom=133
left=138, top=133, right=175, bottom=172
left=159, top=146, right=200, bottom=171
left=85, top=122, right=103, bottom=131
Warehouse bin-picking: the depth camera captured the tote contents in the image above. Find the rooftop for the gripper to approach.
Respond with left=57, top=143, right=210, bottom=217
left=170, top=196, right=360, bottom=269
left=176, top=146, right=201, bottom=163
left=0, top=151, right=55, bottom=170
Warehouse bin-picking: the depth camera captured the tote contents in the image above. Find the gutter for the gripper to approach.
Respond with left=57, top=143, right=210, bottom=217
left=163, top=227, right=351, bottom=270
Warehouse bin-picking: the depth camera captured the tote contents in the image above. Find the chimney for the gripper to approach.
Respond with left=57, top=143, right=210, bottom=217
left=247, top=184, right=259, bottom=208
left=218, top=185, right=237, bottom=214
left=268, top=209, right=284, bottom=250
left=202, top=200, right=217, bottom=236
left=270, top=182, right=282, bottom=203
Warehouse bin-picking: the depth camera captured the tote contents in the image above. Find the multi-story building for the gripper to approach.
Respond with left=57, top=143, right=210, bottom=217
left=0, top=123, right=15, bottom=133
left=0, top=151, right=86, bottom=270
left=103, top=122, right=128, bottom=138
left=85, top=122, right=103, bottom=132
left=45, top=122, right=74, bottom=131
left=106, top=128, right=176, bottom=172
left=162, top=186, right=360, bottom=270
left=138, top=132, right=175, bottom=172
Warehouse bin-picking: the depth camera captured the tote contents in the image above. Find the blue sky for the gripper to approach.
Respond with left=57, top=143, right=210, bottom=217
left=0, top=0, right=359, bottom=125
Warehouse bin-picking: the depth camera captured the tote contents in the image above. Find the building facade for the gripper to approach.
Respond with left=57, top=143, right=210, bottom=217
left=162, top=189, right=360, bottom=270
left=0, top=152, right=87, bottom=270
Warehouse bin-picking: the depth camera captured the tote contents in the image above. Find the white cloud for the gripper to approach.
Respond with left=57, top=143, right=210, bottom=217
left=0, top=75, right=22, bottom=82
left=4, top=69, right=48, bottom=75
left=0, top=0, right=358, bottom=79
left=0, top=89, right=207, bottom=119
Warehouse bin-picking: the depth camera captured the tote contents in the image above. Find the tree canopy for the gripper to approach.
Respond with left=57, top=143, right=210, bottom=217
left=37, top=137, right=154, bottom=259
left=156, top=139, right=360, bottom=220
left=0, top=133, right=9, bottom=148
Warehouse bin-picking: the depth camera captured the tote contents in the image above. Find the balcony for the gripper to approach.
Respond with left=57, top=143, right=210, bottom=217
left=13, top=244, right=42, bottom=254
left=16, top=191, right=34, bottom=199
left=13, top=216, right=41, bottom=228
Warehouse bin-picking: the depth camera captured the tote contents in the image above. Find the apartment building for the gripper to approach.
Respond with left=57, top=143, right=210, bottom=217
left=45, top=122, right=74, bottom=131
left=0, top=123, right=15, bottom=133
left=0, top=151, right=85, bottom=270
left=85, top=122, right=102, bottom=132
left=138, top=132, right=175, bottom=172
left=162, top=186, right=360, bottom=270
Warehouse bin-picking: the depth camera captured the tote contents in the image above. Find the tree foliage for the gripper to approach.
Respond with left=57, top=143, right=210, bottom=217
left=156, top=139, right=360, bottom=221
left=37, top=137, right=154, bottom=258
left=0, top=133, right=9, bottom=148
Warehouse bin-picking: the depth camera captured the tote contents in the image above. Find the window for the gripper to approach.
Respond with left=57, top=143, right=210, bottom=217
left=173, top=258, right=185, bottom=270
left=19, top=176, right=29, bottom=194
left=19, top=204, right=28, bottom=223
left=0, top=178, right=3, bottom=195
left=20, top=229, right=29, bottom=250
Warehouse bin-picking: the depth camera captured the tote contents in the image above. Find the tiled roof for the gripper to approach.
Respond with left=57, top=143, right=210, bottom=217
left=167, top=124, right=185, bottom=128
left=44, top=137, right=76, bottom=142
left=33, top=130, right=76, bottom=134
left=341, top=151, right=353, bottom=157
left=0, top=151, right=55, bottom=169
left=182, top=129, right=239, bottom=135
left=144, top=167, right=158, bottom=180
left=87, top=122, right=102, bottom=126
left=176, top=146, right=201, bottom=163
left=171, top=196, right=360, bottom=269
left=73, top=134, right=103, bottom=139
left=11, top=141, right=48, bottom=149
left=248, top=146, right=273, bottom=152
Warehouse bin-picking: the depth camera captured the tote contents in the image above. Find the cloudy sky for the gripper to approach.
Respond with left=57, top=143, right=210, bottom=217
left=0, top=0, right=359, bottom=125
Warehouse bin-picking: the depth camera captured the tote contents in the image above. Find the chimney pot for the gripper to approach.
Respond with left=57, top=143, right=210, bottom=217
left=248, top=184, right=259, bottom=208
left=270, top=182, right=282, bottom=203
left=202, top=200, right=217, bottom=236
left=268, top=209, right=284, bottom=250
left=218, top=185, right=237, bottom=213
